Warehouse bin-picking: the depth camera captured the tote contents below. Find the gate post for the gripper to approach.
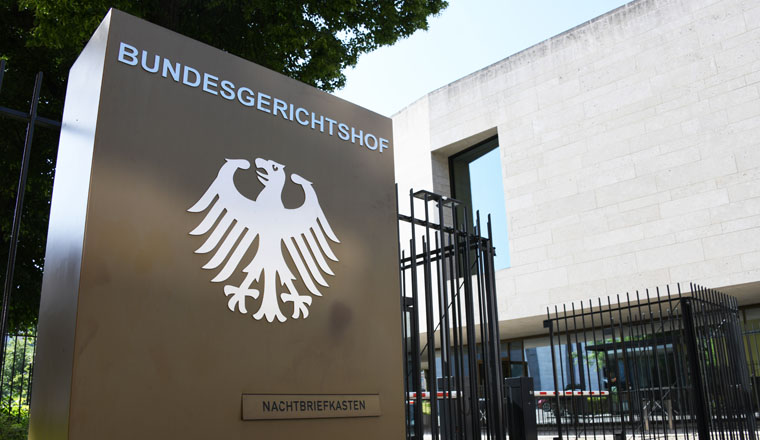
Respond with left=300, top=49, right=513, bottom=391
left=726, top=301, right=758, bottom=438
left=681, top=298, right=710, bottom=440
left=544, top=318, right=563, bottom=440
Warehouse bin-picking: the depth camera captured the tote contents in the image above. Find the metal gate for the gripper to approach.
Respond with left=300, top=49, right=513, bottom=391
left=544, top=283, right=757, bottom=440
left=398, top=188, right=505, bottom=440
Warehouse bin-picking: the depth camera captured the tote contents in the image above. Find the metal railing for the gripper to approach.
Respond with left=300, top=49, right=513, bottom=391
left=544, top=284, right=757, bottom=440
left=398, top=188, right=505, bottom=440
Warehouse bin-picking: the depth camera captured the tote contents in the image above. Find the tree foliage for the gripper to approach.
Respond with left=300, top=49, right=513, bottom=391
left=19, top=0, right=448, bottom=91
left=0, top=0, right=447, bottom=332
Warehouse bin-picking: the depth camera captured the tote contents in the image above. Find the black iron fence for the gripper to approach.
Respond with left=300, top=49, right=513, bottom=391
left=0, top=61, right=59, bottom=438
left=544, top=284, right=757, bottom=440
left=0, top=333, right=36, bottom=420
left=0, top=60, right=59, bottom=385
left=398, top=188, right=505, bottom=440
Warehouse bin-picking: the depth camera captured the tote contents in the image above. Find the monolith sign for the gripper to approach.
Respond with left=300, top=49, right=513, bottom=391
left=29, top=10, right=403, bottom=440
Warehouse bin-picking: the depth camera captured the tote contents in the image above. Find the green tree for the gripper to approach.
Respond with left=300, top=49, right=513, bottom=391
left=0, top=0, right=447, bottom=332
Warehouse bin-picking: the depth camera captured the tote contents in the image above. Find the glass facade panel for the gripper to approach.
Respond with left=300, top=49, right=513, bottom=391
left=509, top=340, right=523, bottom=361
left=524, top=344, right=556, bottom=391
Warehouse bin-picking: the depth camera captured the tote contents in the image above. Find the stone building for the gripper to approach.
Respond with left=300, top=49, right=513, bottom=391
left=392, top=0, right=760, bottom=386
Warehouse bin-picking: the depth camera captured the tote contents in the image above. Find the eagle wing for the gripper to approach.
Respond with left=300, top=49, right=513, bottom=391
left=188, top=159, right=261, bottom=283
left=279, top=173, right=340, bottom=297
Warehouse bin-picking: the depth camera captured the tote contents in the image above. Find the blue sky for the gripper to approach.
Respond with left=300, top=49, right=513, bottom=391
left=333, top=0, right=632, bottom=116
left=470, top=148, right=511, bottom=269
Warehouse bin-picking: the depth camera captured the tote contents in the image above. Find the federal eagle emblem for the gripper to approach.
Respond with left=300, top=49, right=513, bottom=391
left=188, top=158, right=340, bottom=323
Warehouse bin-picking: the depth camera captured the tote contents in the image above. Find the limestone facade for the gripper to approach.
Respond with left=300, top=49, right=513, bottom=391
left=393, top=0, right=760, bottom=335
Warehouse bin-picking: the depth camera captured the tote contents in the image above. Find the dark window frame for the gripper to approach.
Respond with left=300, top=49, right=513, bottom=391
left=448, top=136, right=500, bottom=233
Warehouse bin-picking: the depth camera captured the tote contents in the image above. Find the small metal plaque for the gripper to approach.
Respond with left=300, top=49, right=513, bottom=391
left=242, top=394, right=381, bottom=420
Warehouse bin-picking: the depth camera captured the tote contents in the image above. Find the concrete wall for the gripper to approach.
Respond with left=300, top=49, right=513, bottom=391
left=392, top=0, right=760, bottom=329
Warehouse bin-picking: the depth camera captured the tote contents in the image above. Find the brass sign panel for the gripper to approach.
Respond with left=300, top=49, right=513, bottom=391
left=28, top=9, right=402, bottom=440
left=242, top=394, right=381, bottom=420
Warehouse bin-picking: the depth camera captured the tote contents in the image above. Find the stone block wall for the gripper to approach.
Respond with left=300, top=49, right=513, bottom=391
left=392, top=0, right=760, bottom=327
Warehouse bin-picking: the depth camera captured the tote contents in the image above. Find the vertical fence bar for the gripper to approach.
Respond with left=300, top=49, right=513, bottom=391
left=401, top=250, right=412, bottom=438
left=433, top=232, right=449, bottom=440
left=435, top=197, right=454, bottom=440
left=448, top=202, right=466, bottom=437
left=479, top=218, right=497, bottom=439
left=632, top=291, right=653, bottom=439
left=473, top=213, right=490, bottom=436
left=677, top=285, right=699, bottom=440
left=422, top=237, right=439, bottom=440
left=607, top=297, right=625, bottom=439
left=395, top=187, right=412, bottom=438
left=0, top=72, right=44, bottom=379
left=743, top=322, right=760, bottom=437
left=546, top=315, right=563, bottom=440
left=484, top=214, right=505, bottom=440
left=461, top=207, right=481, bottom=438
left=407, top=191, right=423, bottom=440
left=421, top=194, right=440, bottom=440
left=16, top=334, right=28, bottom=421
left=570, top=303, right=587, bottom=440
left=612, top=294, right=632, bottom=439
left=16, top=337, right=24, bottom=417
left=582, top=303, right=596, bottom=439
left=564, top=304, right=578, bottom=439
left=632, top=299, right=648, bottom=437
left=620, top=293, right=640, bottom=439
left=0, top=334, right=5, bottom=394
left=644, top=289, right=666, bottom=439
left=557, top=305, right=568, bottom=436
left=654, top=287, right=675, bottom=437
left=615, top=312, right=630, bottom=440
left=7, top=336, right=18, bottom=413
left=26, top=333, right=36, bottom=405
left=587, top=299, right=606, bottom=439
left=0, top=59, right=6, bottom=92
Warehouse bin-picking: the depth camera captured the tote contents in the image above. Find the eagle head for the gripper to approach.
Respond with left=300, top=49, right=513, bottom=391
left=254, top=158, right=286, bottom=189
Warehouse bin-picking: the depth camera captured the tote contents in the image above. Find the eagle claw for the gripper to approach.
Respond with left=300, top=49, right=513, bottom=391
left=281, top=292, right=312, bottom=319
left=224, top=285, right=260, bottom=314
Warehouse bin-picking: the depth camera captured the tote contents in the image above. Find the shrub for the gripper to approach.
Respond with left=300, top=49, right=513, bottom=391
left=0, top=411, right=29, bottom=440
